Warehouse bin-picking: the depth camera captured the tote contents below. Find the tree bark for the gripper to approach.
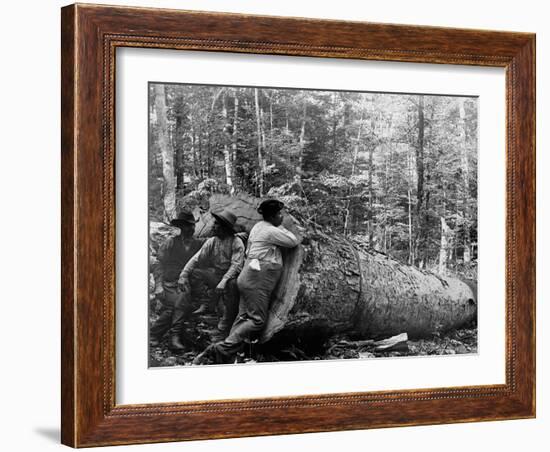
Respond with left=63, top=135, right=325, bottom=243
left=231, top=90, right=239, bottom=192
left=190, top=116, right=198, bottom=180
left=197, top=124, right=204, bottom=179
left=343, top=106, right=365, bottom=236
left=174, top=92, right=185, bottom=189
left=438, top=216, right=451, bottom=275
left=331, top=91, right=338, bottom=154
left=254, top=88, right=264, bottom=196
left=458, top=98, right=471, bottom=263
left=205, top=87, right=225, bottom=180
left=382, top=140, right=393, bottom=254
left=153, top=84, right=176, bottom=222
left=407, top=150, right=414, bottom=265
left=414, top=95, right=425, bottom=267
left=368, top=113, right=375, bottom=247
left=221, top=93, right=234, bottom=192
left=260, top=107, right=267, bottom=171
left=296, top=100, right=307, bottom=182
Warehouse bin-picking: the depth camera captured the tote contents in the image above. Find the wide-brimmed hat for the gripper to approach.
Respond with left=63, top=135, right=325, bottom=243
left=211, top=209, right=237, bottom=232
left=170, top=210, right=197, bottom=227
left=257, top=199, right=285, bottom=216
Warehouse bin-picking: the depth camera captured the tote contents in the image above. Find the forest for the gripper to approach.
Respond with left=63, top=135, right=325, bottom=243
left=148, top=83, right=478, bottom=365
left=149, top=83, right=478, bottom=275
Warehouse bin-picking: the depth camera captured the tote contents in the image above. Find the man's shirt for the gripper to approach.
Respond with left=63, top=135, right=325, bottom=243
left=179, top=235, right=245, bottom=285
left=157, top=236, right=203, bottom=283
left=246, top=221, right=299, bottom=265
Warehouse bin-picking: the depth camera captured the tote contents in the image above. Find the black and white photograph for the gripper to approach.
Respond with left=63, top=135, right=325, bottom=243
left=148, top=82, right=478, bottom=367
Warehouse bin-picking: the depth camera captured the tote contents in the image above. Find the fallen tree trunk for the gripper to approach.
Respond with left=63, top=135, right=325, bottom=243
left=150, top=193, right=477, bottom=344
left=264, top=228, right=476, bottom=343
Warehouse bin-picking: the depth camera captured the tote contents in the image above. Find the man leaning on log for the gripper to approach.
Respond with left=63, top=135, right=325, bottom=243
left=201, top=199, right=300, bottom=364
left=175, top=209, right=245, bottom=349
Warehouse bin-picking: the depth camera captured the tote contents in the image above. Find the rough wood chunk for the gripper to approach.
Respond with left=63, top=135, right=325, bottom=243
left=374, top=333, right=409, bottom=352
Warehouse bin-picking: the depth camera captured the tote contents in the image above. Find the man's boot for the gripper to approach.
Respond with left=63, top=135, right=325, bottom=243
left=170, top=303, right=187, bottom=351
left=169, top=334, right=185, bottom=352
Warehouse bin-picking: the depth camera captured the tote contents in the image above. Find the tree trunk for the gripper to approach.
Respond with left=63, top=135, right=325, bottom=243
left=260, top=107, right=267, bottom=171
left=296, top=100, right=307, bottom=182
left=331, top=91, right=338, bottom=154
left=269, top=94, right=273, bottom=139
left=221, top=93, right=234, bottom=192
left=197, top=124, right=204, bottom=179
left=254, top=88, right=264, bottom=196
left=205, top=87, right=225, bottom=180
left=407, top=151, right=414, bottom=265
left=174, top=98, right=185, bottom=189
left=439, top=216, right=451, bottom=275
left=414, top=95, right=425, bottom=267
left=153, top=84, right=176, bottom=222
left=188, top=194, right=477, bottom=344
left=343, top=107, right=365, bottom=235
left=232, top=90, right=239, bottom=191
left=458, top=98, right=471, bottom=263
left=368, top=116, right=375, bottom=247
left=382, top=142, right=393, bottom=254
left=190, top=117, right=198, bottom=180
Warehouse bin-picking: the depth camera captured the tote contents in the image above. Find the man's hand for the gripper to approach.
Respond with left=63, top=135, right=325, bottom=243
left=178, top=277, right=191, bottom=294
left=215, top=279, right=227, bottom=294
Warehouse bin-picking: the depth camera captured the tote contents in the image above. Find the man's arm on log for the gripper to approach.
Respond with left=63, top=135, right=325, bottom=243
left=265, top=224, right=300, bottom=248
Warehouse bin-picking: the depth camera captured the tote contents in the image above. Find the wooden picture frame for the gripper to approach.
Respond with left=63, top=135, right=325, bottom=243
left=61, top=3, right=535, bottom=447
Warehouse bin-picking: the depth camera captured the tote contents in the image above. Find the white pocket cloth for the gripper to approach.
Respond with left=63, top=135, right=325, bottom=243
left=249, top=258, right=261, bottom=271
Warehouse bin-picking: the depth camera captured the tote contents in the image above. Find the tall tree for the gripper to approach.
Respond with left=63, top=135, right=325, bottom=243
left=254, top=88, right=264, bottom=196
left=343, top=98, right=365, bottom=236
left=231, top=89, right=240, bottom=193
left=367, top=99, right=376, bottom=247
left=458, top=98, right=471, bottom=263
left=407, top=149, right=414, bottom=265
left=221, top=92, right=234, bottom=192
left=438, top=217, right=451, bottom=274
left=296, top=97, right=307, bottom=183
left=153, top=84, right=176, bottom=222
left=173, top=91, right=186, bottom=189
left=414, top=95, right=426, bottom=267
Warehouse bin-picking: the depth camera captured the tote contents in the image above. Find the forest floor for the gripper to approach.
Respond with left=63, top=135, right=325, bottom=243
left=148, top=303, right=478, bottom=367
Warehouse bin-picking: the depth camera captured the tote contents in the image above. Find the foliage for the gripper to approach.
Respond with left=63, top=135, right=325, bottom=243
left=149, top=84, right=478, bottom=272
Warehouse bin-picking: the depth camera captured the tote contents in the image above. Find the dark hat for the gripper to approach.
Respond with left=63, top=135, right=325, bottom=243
left=257, top=199, right=285, bottom=216
left=170, top=210, right=197, bottom=227
left=211, top=209, right=237, bottom=232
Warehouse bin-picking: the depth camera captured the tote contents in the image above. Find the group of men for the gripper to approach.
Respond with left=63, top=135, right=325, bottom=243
left=150, top=199, right=300, bottom=364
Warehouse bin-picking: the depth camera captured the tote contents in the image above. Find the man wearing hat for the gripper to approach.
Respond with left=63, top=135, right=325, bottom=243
left=205, top=199, right=299, bottom=364
left=150, top=210, right=203, bottom=351
left=177, top=208, right=245, bottom=341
